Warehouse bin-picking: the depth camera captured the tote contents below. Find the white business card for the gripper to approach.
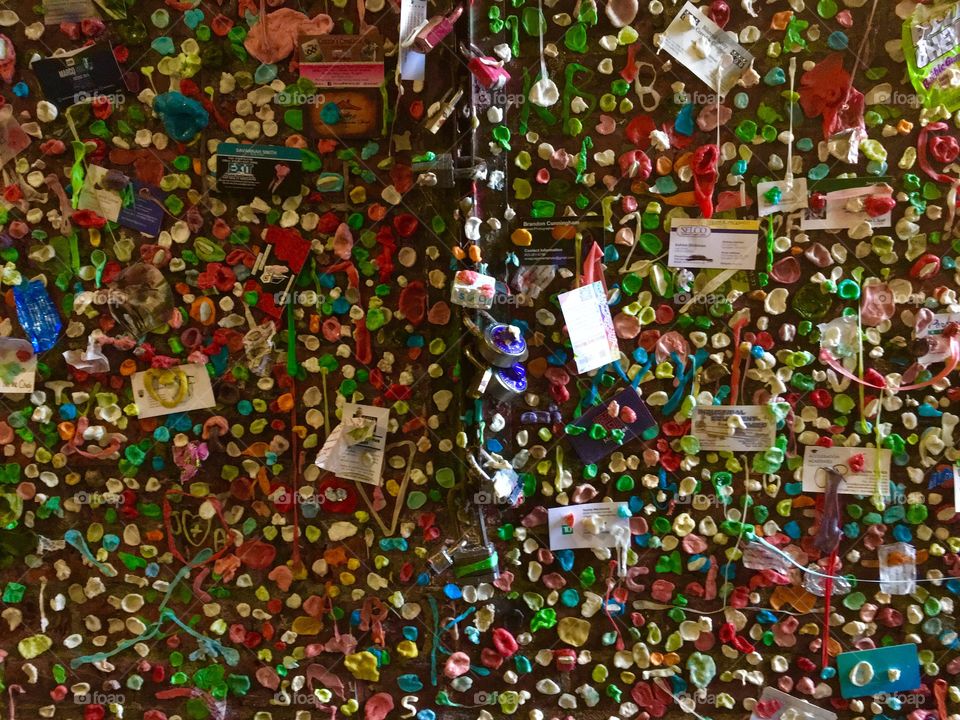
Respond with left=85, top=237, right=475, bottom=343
left=668, top=218, right=760, bottom=270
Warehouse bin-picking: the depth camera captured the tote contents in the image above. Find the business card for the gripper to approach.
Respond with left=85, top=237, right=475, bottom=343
left=31, top=43, right=124, bottom=110
left=516, top=218, right=606, bottom=267
left=659, top=2, right=754, bottom=96
left=215, top=144, right=303, bottom=197
left=299, top=31, right=385, bottom=87
left=558, top=281, right=620, bottom=374
left=692, top=405, right=776, bottom=452
left=800, top=446, right=892, bottom=496
left=668, top=218, right=760, bottom=270
left=836, top=644, right=920, bottom=698
left=0, top=338, right=37, bottom=394
left=548, top=502, right=630, bottom=550
left=567, top=387, right=658, bottom=464
left=118, top=184, right=166, bottom=237
left=131, top=364, right=216, bottom=419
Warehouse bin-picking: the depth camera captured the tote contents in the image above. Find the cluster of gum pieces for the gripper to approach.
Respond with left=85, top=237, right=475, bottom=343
left=1, top=0, right=960, bottom=717
left=0, top=0, right=478, bottom=719
left=461, top=0, right=960, bottom=718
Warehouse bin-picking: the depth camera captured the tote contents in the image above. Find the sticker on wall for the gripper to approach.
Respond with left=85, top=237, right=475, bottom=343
left=836, top=644, right=921, bottom=698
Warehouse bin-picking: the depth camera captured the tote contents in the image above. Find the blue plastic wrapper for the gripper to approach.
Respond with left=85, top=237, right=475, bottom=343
left=13, top=279, right=62, bottom=353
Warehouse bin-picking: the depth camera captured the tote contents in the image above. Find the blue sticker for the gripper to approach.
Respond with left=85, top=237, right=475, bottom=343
left=836, top=644, right=921, bottom=698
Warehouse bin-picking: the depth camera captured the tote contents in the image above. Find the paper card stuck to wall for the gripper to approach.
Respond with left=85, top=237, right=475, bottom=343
left=801, top=184, right=893, bottom=230
left=668, top=219, right=760, bottom=270
left=548, top=502, right=630, bottom=550
left=216, top=144, right=303, bottom=197
left=836, top=644, right=921, bottom=698
left=516, top=218, right=606, bottom=267
left=131, top=364, right=216, bottom=419
left=756, top=178, right=809, bottom=217
left=749, top=688, right=837, bottom=720
left=315, top=403, right=390, bottom=485
left=77, top=165, right=124, bottom=222
left=801, top=446, right=892, bottom=496
left=31, top=43, right=125, bottom=110
left=558, top=281, right=620, bottom=374
left=955, top=466, right=960, bottom=512
left=299, top=32, right=385, bottom=87
left=917, top=312, right=960, bottom=365
left=399, top=0, right=428, bottom=81
left=878, top=542, right=916, bottom=595
left=659, top=2, right=755, bottom=96
left=43, top=0, right=99, bottom=23
left=0, top=338, right=37, bottom=394
left=566, top=388, right=658, bottom=464
left=691, top=405, right=776, bottom=452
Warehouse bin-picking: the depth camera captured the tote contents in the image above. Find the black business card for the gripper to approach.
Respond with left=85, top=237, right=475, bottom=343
left=31, top=43, right=125, bottom=110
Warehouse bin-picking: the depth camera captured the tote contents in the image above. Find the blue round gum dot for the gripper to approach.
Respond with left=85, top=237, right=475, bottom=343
left=12, top=82, right=29, bottom=98
left=320, top=102, right=341, bottom=124
left=820, top=666, right=837, bottom=680
left=827, top=31, right=848, bottom=50
left=184, top=8, right=204, bottom=27
left=150, top=36, right=176, bottom=55
left=764, top=67, right=786, bottom=85
left=397, top=674, right=423, bottom=693
left=254, top=63, right=277, bottom=84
